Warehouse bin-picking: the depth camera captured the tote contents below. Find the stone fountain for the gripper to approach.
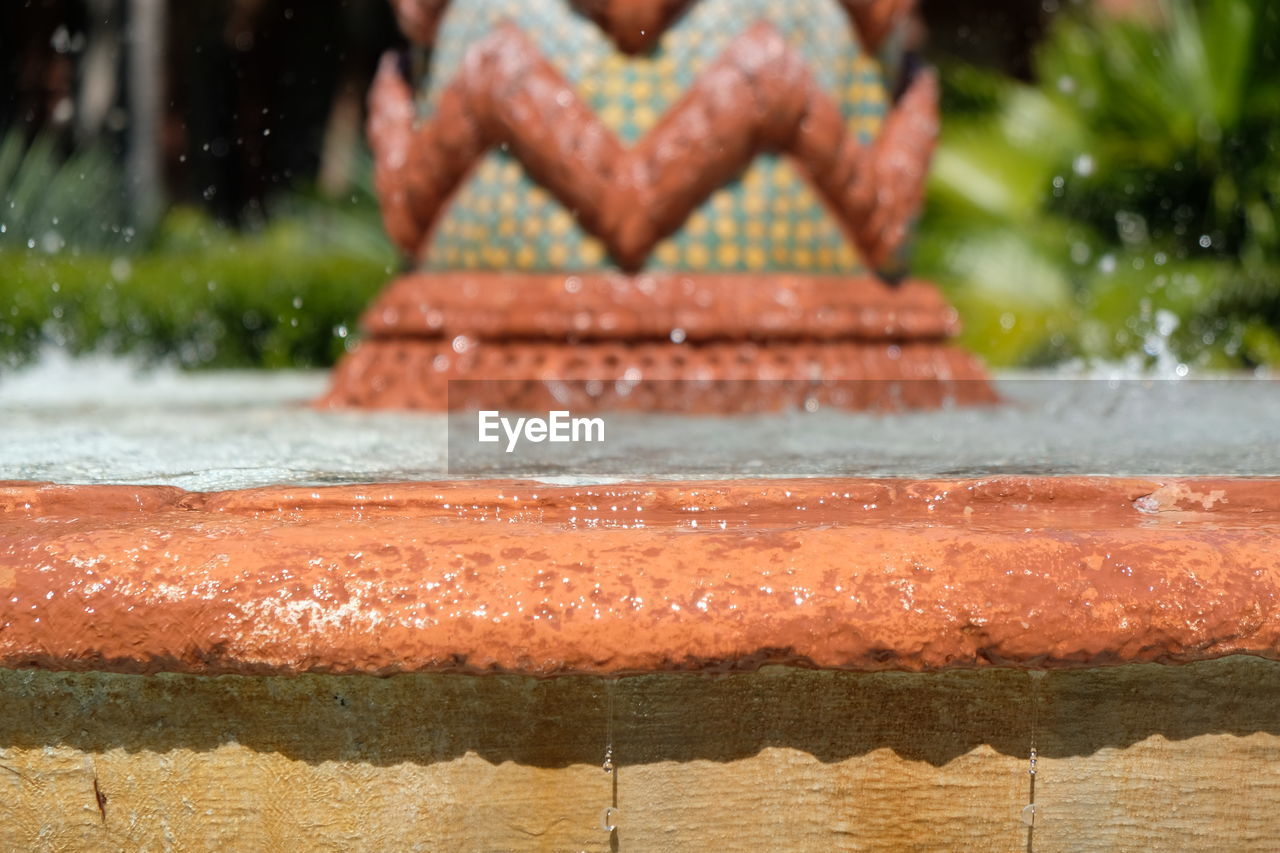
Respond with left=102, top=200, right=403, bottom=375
left=320, top=0, right=993, bottom=412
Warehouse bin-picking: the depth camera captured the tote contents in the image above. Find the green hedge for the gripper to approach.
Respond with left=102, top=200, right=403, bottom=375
left=1, top=214, right=392, bottom=370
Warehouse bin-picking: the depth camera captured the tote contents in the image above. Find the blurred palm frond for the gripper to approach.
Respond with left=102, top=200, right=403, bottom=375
left=0, top=131, right=134, bottom=254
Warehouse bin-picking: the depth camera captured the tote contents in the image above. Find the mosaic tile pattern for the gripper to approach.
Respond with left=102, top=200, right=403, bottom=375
left=419, top=0, right=890, bottom=274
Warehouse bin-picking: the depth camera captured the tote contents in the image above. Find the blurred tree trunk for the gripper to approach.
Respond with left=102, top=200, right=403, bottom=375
left=318, top=0, right=385, bottom=198
left=126, top=0, right=165, bottom=232
left=317, top=82, right=362, bottom=198
left=77, top=0, right=122, bottom=143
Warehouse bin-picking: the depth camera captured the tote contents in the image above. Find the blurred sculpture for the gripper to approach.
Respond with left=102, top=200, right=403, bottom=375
left=322, top=0, right=993, bottom=411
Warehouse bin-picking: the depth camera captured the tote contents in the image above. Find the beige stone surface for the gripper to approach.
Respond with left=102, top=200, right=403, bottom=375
left=1, top=659, right=1277, bottom=851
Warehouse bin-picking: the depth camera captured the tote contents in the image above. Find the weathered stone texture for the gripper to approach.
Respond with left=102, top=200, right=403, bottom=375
left=4, top=478, right=1280, bottom=678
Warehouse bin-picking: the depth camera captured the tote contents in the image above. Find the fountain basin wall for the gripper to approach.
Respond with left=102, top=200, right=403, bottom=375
left=3, top=475, right=1280, bottom=849
left=1, top=661, right=1278, bottom=851
left=3, top=477, right=1279, bottom=676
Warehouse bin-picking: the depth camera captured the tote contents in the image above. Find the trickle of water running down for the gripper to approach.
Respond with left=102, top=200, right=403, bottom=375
left=1022, top=671, right=1046, bottom=850
left=600, top=735, right=619, bottom=835
left=600, top=680, right=620, bottom=841
left=579, top=681, right=620, bottom=853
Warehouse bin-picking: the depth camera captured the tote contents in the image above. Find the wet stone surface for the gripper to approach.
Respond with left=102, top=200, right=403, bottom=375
left=1, top=356, right=1277, bottom=489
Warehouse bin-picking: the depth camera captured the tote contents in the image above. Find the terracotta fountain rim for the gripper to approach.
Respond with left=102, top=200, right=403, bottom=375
left=3, top=476, right=1278, bottom=678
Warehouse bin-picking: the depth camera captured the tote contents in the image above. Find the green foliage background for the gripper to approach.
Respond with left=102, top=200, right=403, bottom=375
left=2, top=0, right=1278, bottom=371
left=918, top=0, right=1280, bottom=369
left=1, top=140, right=393, bottom=370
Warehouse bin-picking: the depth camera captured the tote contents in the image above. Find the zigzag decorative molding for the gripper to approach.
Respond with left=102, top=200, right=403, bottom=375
left=371, top=21, right=938, bottom=272
left=388, top=0, right=916, bottom=53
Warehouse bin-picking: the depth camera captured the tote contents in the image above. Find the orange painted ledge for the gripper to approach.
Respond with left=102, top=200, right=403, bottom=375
left=1, top=477, right=1278, bottom=677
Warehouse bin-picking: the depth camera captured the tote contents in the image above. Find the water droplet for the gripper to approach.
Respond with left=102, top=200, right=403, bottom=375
left=1155, top=309, right=1179, bottom=338
left=50, top=25, right=72, bottom=53
left=1020, top=803, right=1037, bottom=827
left=111, top=258, right=133, bottom=283
left=600, top=806, right=620, bottom=833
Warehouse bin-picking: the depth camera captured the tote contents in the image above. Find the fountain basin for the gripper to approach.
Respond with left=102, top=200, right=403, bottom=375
left=3, top=364, right=1279, bottom=851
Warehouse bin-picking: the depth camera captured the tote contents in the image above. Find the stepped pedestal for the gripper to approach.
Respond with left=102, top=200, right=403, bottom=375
left=320, top=272, right=995, bottom=411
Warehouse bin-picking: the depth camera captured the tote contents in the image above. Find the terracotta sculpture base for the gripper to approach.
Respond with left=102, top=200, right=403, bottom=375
left=320, top=338, right=994, bottom=412
left=320, top=273, right=994, bottom=412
